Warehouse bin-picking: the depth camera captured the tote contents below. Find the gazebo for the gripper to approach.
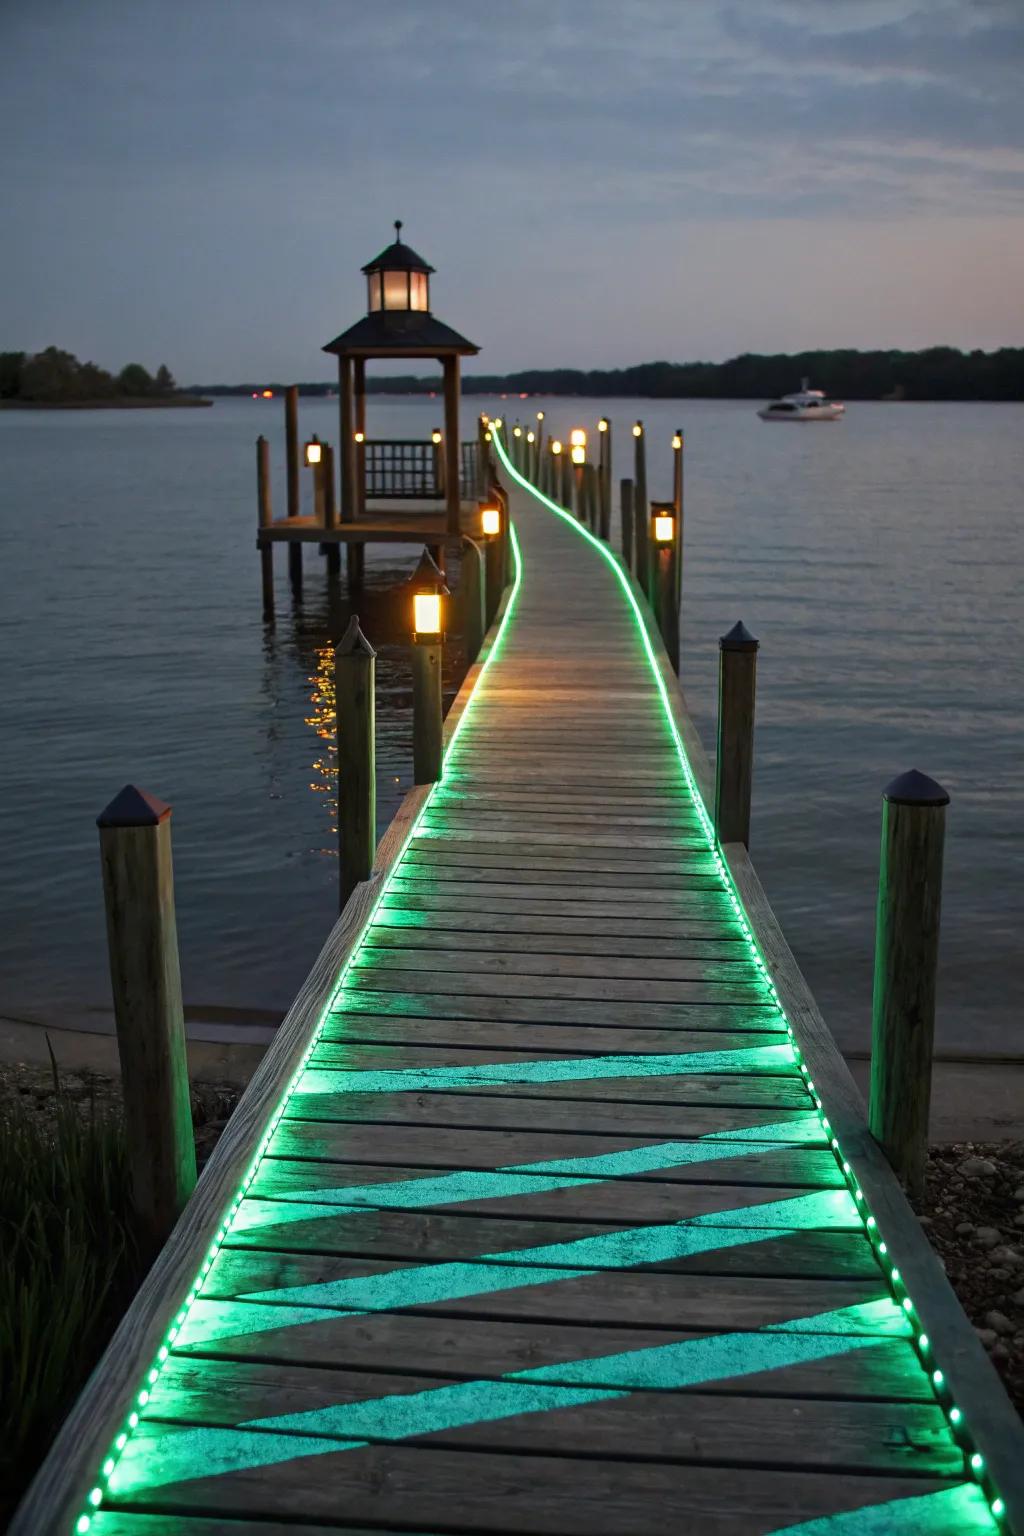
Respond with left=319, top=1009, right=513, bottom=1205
left=323, top=222, right=479, bottom=536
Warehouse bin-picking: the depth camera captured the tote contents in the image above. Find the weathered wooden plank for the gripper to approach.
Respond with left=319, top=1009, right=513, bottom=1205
left=144, top=1356, right=959, bottom=1477
left=318, top=1017, right=786, bottom=1055
left=268, top=1121, right=840, bottom=1185
left=393, top=863, right=722, bottom=891
left=283, top=1089, right=822, bottom=1144
left=107, top=1429, right=973, bottom=1534
left=329, top=988, right=782, bottom=1033
left=352, top=947, right=761, bottom=987
left=382, top=885, right=735, bottom=916
left=364, top=924, right=749, bottom=961
left=346, top=964, right=768, bottom=1006
left=376, top=902, right=735, bottom=937
left=223, top=1201, right=880, bottom=1279
left=250, top=1162, right=855, bottom=1225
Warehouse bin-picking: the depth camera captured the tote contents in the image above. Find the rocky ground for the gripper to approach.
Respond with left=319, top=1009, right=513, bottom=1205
left=915, top=1140, right=1024, bottom=1415
left=3, top=1064, right=1022, bottom=1415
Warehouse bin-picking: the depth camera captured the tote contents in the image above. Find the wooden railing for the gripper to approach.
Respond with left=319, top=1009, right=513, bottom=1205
left=362, top=439, right=478, bottom=500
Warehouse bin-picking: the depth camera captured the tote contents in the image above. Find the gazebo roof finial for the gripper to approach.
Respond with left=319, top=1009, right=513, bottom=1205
left=395, top=219, right=403, bottom=241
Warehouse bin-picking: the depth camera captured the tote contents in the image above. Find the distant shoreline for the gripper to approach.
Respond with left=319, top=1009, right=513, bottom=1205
left=0, top=396, right=213, bottom=410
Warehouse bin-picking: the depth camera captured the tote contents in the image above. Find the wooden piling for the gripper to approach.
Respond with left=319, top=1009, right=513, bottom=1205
left=715, top=622, right=758, bottom=849
left=655, top=540, right=680, bottom=674
left=620, top=478, right=634, bottom=572
left=462, top=535, right=486, bottom=664
left=673, top=429, right=684, bottom=608
left=335, top=617, right=376, bottom=910
left=96, top=786, right=196, bottom=1249
left=323, top=443, right=340, bottom=574
left=411, top=645, right=443, bottom=783
left=869, top=770, right=949, bottom=1199
left=257, top=436, right=274, bottom=617
left=285, top=386, right=302, bottom=585
left=599, top=418, right=612, bottom=538
left=633, top=422, right=648, bottom=596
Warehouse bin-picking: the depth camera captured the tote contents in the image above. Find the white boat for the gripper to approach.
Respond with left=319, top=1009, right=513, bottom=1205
left=758, top=379, right=845, bottom=421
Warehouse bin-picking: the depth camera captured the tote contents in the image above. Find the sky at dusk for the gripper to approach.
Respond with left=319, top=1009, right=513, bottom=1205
left=3, top=0, right=1023, bottom=382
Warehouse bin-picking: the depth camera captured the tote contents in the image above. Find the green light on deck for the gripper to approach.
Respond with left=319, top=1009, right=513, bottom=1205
left=494, top=429, right=1005, bottom=1527
left=993, top=1498, right=1005, bottom=1518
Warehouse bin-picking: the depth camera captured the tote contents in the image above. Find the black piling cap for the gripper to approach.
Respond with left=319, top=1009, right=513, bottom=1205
left=719, top=621, right=759, bottom=653
left=410, top=547, right=450, bottom=595
left=336, top=614, right=376, bottom=660
left=884, top=769, right=950, bottom=807
left=97, top=784, right=171, bottom=828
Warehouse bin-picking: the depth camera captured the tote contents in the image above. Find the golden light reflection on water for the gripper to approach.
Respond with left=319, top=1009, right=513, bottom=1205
left=305, top=645, right=338, bottom=836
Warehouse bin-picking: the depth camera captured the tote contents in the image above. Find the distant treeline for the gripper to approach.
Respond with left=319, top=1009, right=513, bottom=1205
left=189, top=347, right=1024, bottom=402
left=1, top=347, right=182, bottom=403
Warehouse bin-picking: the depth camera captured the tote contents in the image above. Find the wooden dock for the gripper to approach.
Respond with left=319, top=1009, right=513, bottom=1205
left=15, top=451, right=1023, bottom=1534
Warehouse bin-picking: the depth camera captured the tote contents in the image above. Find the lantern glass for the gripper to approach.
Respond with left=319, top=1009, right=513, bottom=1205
left=409, top=271, right=428, bottom=311
left=513, top=426, right=522, bottom=438
left=368, top=273, right=383, bottom=311
left=632, top=423, right=643, bottom=438
left=571, top=445, right=585, bottom=465
left=431, top=429, right=442, bottom=445
left=383, top=270, right=409, bottom=309
left=552, top=440, right=562, bottom=455
left=305, top=440, right=321, bottom=466
left=653, top=512, right=675, bottom=543
left=492, top=417, right=503, bottom=429
left=414, top=592, right=442, bottom=637
left=672, top=434, right=682, bottom=449
left=527, top=431, right=535, bottom=443
left=598, top=418, right=608, bottom=432
left=570, top=428, right=586, bottom=447
left=481, top=506, right=501, bottom=537
left=354, top=431, right=365, bottom=444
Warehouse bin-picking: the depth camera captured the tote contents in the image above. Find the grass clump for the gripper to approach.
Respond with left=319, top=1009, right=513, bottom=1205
left=0, top=1052, right=143, bottom=1520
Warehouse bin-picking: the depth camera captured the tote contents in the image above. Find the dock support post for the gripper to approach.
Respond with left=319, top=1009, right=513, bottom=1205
left=335, top=617, right=376, bottom=910
left=477, top=416, right=489, bottom=498
left=443, top=356, right=461, bottom=537
left=411, top=645, right=443, bottom=784
left=654, top=525, right=680, bottom=674
left=483, top=528, right=503, bottom=627
left=462, top=536, right=486, bottom=665
left=323, top=444, right=340, bottom=576
left=633, top=421, right=648, bottom=596
left=620, top=478, right=634, bottom=572
left=96, top=786, right=196, bottom=1249
left=598, top=418, right=612, bottom=538
left=257, top=435, right=274, bottom=618
left=672, top=428, right=684, bottom=609
left=715, top=622, right=758, bottom=849
left=285, top=385, right=302, bottom=587
left=869, top=771, right=949, bottom=1199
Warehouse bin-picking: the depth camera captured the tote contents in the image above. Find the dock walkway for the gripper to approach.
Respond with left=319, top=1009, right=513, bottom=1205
left=17, top=470, right=1021, bottom=1535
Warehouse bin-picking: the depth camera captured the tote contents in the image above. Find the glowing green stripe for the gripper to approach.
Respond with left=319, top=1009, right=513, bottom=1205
left=72, top=531, right=528, bottom=1531
left=233, top=1191, right=861, bottom=1317
left=296, top=1042, right=795, bottom=1096
left=767, top=1483, right=994, bottom=1535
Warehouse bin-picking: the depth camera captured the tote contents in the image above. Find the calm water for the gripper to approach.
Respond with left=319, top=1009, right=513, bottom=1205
left=1, top=395, right=1022, bottom=1056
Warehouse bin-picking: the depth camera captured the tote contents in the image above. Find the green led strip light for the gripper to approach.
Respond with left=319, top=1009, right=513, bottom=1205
left=492, top=424, right=1007, bottom=1530
left=69, top=528, right=526, bottom=1535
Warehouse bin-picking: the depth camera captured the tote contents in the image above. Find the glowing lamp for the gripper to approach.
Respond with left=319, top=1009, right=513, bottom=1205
left=431, top=429, right=442, bottom=445
left=672, top=433, right=682, bottom=450
left=651, top=501, right=675, bottom=543
left=571, top=445, right=585, bottom=465
left=413, top=593, right=441, bottom=638
left=481, top=414, right=490, bottom=425
left=364, top=219, right=431, bottom=313
left=261, top=389, right=273, bottom=398
left=481, top=505, right=502, bottom=537
left=526, top=430, right=535, bottom=444
left=492, top=417, right=503, bottom=429
left=304, top=436, right=322, bottom=466
left=484, top=430, right=492, bottom=442
left=354, top=430, right=365, bottom=444
left=551, top=440, right=562, bottom=455
left=536, top=410, right=545, bottom=423
left=570, top=428, right=587, bottom=448
left=513, top=425, right=522, bottom=438
left=598, top=418, right=609, bottom=433
left=632, top=421, right=643, bottom=438
left=410, top=550, right=448, bottom=643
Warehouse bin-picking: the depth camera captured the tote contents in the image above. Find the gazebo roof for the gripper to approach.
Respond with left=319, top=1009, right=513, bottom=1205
left=323, top=309, right=479, bottom=358
left=361, top=225, right=435, bottom=276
